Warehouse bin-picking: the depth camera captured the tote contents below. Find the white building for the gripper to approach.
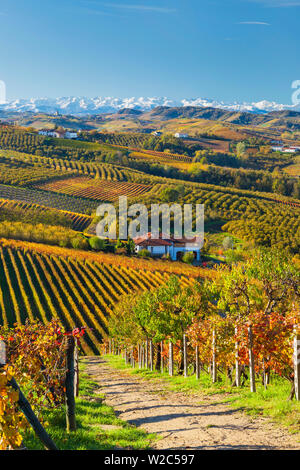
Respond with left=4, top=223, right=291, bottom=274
left=134, top=233, right=201, bottom=262
left=174, top=132, right=189, bottom=139
left=271, top=146, right=299, bottom=153
left=38, top=129, right=78, bottom=139
left=65, top=131, right=78, bottom=139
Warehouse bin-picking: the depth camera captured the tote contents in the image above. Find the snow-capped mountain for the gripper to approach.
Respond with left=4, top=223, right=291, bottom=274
left=0, top=96, right=298, bottom=115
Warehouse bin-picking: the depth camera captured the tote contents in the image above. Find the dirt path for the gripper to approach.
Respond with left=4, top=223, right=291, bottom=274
left=84, top=357, right=300, bottom=450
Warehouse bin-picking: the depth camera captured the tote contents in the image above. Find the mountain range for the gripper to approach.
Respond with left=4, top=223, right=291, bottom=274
left=0, top=96, right=299, bottom=116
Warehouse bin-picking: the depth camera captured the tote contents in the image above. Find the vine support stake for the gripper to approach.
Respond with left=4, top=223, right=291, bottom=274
left=195, top=345, right=200, bottom=380
left=161, top=341, right=164, bottom=374
left=235, top=327, right=240, bottom=387
left=149, top=340, right=153, bottom=371
left=169, top=341, right=174, bottom=377
left=248, top=326, right=256, bottom=393
left=65, top=336, right=76, bottom=432
left=74, top=344, right=79, bottom=398
left=294, top=326, right=300, bottom=401
left=183, top=334, right=188, bottom=378
left=145, top=339, right=149, bottom=369
left=212, top=329, right=217, bottom=383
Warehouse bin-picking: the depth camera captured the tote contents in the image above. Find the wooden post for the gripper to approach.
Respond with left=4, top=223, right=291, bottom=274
left=294, top=327, right=300, bottom=401
left=248, top=326, right=256, bottom=393
left=138, top=344, right=141, bottom=369
left=108, top=339, right=112, bottom=354
left=125, top=348, right=129, bottom=365
left=145, top=339, right=149, bottom=369
left=141, top=345, right=145, bottom=368
left=195, top=345, right=200, bottom=380
left=161, top=341, right=164, bottom=374
left=235, top=327, right=240, bottom=387
left=132, top=347, right=136, bottom=368
left=0, top=340, right=6, bottom=367
left=183, top=334, right=188, bottom=378
left=74, top=345, right=79, bottom=398
left=149, top=340, right=153, bottom=371
left=212, top=329, right=217, bottom=383
left=169, top=341, right=174, bottom=376
left=65, top=336, right=76, bottom=432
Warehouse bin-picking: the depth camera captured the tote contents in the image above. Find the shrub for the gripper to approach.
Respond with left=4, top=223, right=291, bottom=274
left=182, top=252, right=194, bottom=264
left=71, top=235, right=90, bottom=250
left=89, top=236, right=107, bottom=251
left=137, top=249, right=151, bottom=258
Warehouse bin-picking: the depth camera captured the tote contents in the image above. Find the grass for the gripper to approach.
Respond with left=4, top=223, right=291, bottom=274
left=23, top=363, right=157, bottom=450
left=106, top=355, right=300, bottom=436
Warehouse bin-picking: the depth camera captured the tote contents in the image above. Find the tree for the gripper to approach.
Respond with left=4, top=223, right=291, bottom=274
left=236, top=142, right=246, bottom=159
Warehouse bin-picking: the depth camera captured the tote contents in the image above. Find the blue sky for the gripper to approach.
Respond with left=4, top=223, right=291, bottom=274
left=0, top=0, right=300, bottom=103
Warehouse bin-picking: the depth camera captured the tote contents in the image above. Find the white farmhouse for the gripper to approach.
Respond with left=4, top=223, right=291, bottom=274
left=174, top=132, right=189, bottom=139
left=38, top=129, right=78, bottom=139
left=134, top=233, right=201, bottom=262
left=65, top=131, right=78, bottom=139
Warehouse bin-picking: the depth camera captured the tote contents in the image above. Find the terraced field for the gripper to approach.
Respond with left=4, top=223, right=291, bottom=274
left=0, top=239, right=201, bottom=354
left=35, top=177, right=152, bottom=202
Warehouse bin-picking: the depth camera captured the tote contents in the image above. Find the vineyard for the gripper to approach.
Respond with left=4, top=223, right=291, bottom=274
left=0, top=239, right=204, bottom=356
left=35, top=176, right=152, bottom=202
left=0, top=199, right=92, bottom=232
left=0, top=184, right=97, bottom=215
left=0, top=153, right=71, bottom=186
left=106, top=254, right=300, bottom=400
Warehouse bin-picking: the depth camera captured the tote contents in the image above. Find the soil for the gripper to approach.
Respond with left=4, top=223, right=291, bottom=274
left=84, top=357, right=300, bottom=450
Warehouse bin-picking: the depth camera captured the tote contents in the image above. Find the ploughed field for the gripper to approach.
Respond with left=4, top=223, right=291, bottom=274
left=34, top=177, right=152, bottom=202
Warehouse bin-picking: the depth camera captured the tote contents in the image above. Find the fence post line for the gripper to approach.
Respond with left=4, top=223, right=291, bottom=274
left=125, top=348, right=128, bottom=365
left=183, top=334, right=188, bottom=378
left=109, top=339, right=112, bottom=354
left=169, top=341, right=174, bottom=377
left=65, top=336, right=76, bottom=432
left=248, top=325, right=256, bottom=393
left=212, top=329, right=217, bottom=383
left=235, top=326, right=241, bottom=387
left=294, top=326, right=300, bottom=401
left=195, top=345, right=200, bottom=380
left=161, top=341, right=164, bottom=374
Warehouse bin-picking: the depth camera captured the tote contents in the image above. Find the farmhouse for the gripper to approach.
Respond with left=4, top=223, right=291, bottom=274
left=174, top=132, right=189, bottom=139
left=134, top=232, right=201, bottom=262
left=38, top=129, right=78, bottom=139
left=271, top=146, right=299, bottom=153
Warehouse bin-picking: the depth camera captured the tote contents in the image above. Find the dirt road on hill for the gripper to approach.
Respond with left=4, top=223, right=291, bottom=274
left=83, top=357, right=300, bottom=450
